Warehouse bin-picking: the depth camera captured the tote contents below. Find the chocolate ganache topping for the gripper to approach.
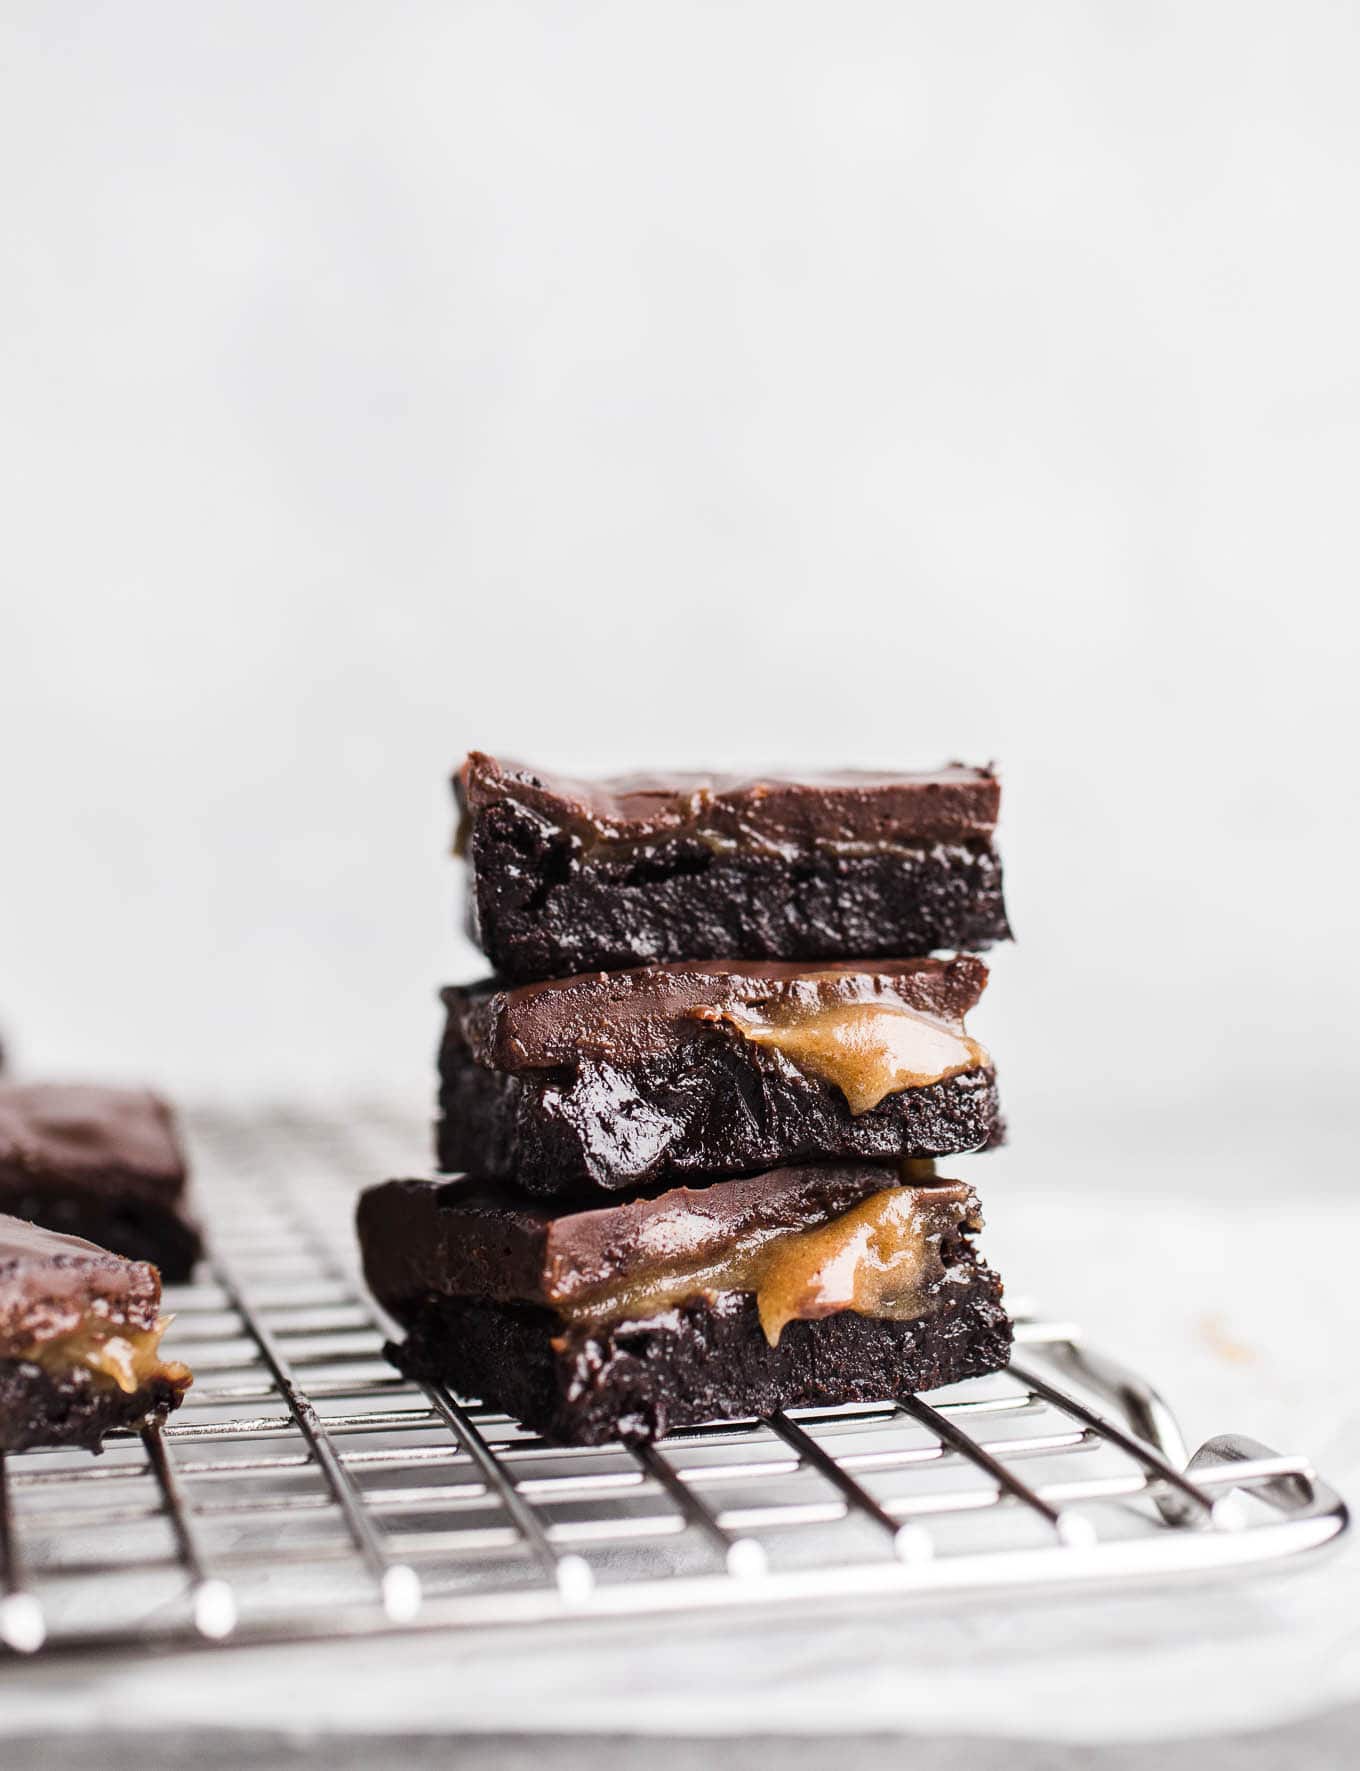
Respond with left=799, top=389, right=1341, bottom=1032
left=456, top=752, right=1001, bottom=862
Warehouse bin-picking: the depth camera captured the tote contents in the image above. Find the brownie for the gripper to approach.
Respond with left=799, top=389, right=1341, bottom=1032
left=0, top=1084, right=202, bottom=1281
left=437, top=956, right=999, bottom=1194
left=0, top=1214, right=192, bottom=1452
left=359, top=1166, right=1011, bottom=1446
left=456, top=752, right=1012, bottom=982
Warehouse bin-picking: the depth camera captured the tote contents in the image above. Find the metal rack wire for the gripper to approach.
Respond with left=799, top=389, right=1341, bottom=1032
left=0, top=1105, right=1348, bottom=1658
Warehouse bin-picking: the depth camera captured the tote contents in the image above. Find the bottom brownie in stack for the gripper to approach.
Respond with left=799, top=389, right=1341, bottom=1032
left=358, top=1162, right=1011, bottom=1446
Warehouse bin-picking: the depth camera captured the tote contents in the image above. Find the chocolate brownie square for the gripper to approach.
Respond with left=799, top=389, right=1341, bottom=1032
left=455, top=753, right=1011, bottom=982
left=438, top=956, right=999, bottom=1194
left=0, top=1214, right=191, bottom=1452
left=0, top=1085, right=202, bottom=1280
left=359, top=1163, right=1010, bottom=1446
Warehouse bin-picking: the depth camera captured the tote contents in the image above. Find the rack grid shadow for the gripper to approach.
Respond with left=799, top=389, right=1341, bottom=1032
left=0, top=1106, right=1348, bottom=1657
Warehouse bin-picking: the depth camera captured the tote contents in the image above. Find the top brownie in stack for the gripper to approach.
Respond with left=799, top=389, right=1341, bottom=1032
left=456, top=752, right=1011, bottom=982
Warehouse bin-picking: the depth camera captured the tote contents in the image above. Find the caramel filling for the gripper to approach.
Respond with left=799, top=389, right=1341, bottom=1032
left=556, top=1188, right=961, bottom=1346
left=715, top=999, right=987, bottom=1114
left=19, top=1315, right=191, bottom=1396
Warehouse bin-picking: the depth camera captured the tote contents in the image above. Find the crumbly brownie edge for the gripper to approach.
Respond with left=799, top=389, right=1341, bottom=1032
left=436, top=1044, right=1000, bottom=1194
left=0, top=1184, right=203, bottom=1282
left=0, top=1360, right=188, bottom=1454
left=387, top=1266, right=1012, bottom=1447
left=469, top=825, right=1011, bottom=982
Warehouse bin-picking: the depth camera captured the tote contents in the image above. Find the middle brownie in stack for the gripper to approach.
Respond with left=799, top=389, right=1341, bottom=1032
left=360, top=757, right=1014, bottom=1446
left=435, top=956, right=997, bottom=1193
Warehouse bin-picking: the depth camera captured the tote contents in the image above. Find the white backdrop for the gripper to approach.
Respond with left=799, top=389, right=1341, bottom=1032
left=3, top=1, right=1357, bottom=1130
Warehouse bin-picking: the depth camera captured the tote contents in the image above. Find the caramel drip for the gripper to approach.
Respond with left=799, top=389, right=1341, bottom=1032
left=556, top=1187, right=958, bottom=1346
left=752, top=1188, right=944, bottom=1344
left=20, top=1315, right=192, bottom=1396
left=721, top=1000, right=987, bottom=1114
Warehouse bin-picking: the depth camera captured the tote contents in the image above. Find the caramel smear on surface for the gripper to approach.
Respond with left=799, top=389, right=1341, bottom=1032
left=21, top=1314, right=192, bottom=1395
left=1197, top=1314, right=1257, bottom=1366
left=559, top=1187, right=956, bottom=1347
left=723, top=999, right=988, bottom=1114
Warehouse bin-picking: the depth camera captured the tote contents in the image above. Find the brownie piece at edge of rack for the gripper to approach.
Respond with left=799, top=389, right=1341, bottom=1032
left=0, top=1213, right=191, bottom=1452
left=0, top=1083, right=203, bottom=1280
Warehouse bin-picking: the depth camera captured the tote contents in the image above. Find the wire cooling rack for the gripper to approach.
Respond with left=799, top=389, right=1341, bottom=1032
left=0, top=1104, right=1348, bottom=1658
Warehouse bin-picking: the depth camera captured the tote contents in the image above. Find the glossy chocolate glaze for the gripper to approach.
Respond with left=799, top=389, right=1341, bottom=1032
left=447, top=955, right=988, bottom=1075
left=0, top=1213, right=163, bottom=1356
left=457, top=752, right=1001, bottom=860
left=0, top=1084, right=187, bottom=1201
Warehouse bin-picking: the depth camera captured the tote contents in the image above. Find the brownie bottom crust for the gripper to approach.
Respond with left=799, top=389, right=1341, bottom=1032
left=471, top=832, right=1011, bottom=983
left=438, top=1051, right=1000, bottom=1196
left=0, top=1360, right=188, bottom=1454
left=388, top=1266, right=1011, bottom=1448
left=0, top=1184, right=202, bottom=1283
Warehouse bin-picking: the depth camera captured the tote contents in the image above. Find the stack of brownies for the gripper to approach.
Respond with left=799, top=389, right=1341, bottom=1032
left=359, top=752, right=1015, bottom=1446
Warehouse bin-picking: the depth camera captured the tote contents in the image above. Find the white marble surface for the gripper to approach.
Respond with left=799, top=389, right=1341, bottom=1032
left=2, top=1099, right=1354, bottom=1757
